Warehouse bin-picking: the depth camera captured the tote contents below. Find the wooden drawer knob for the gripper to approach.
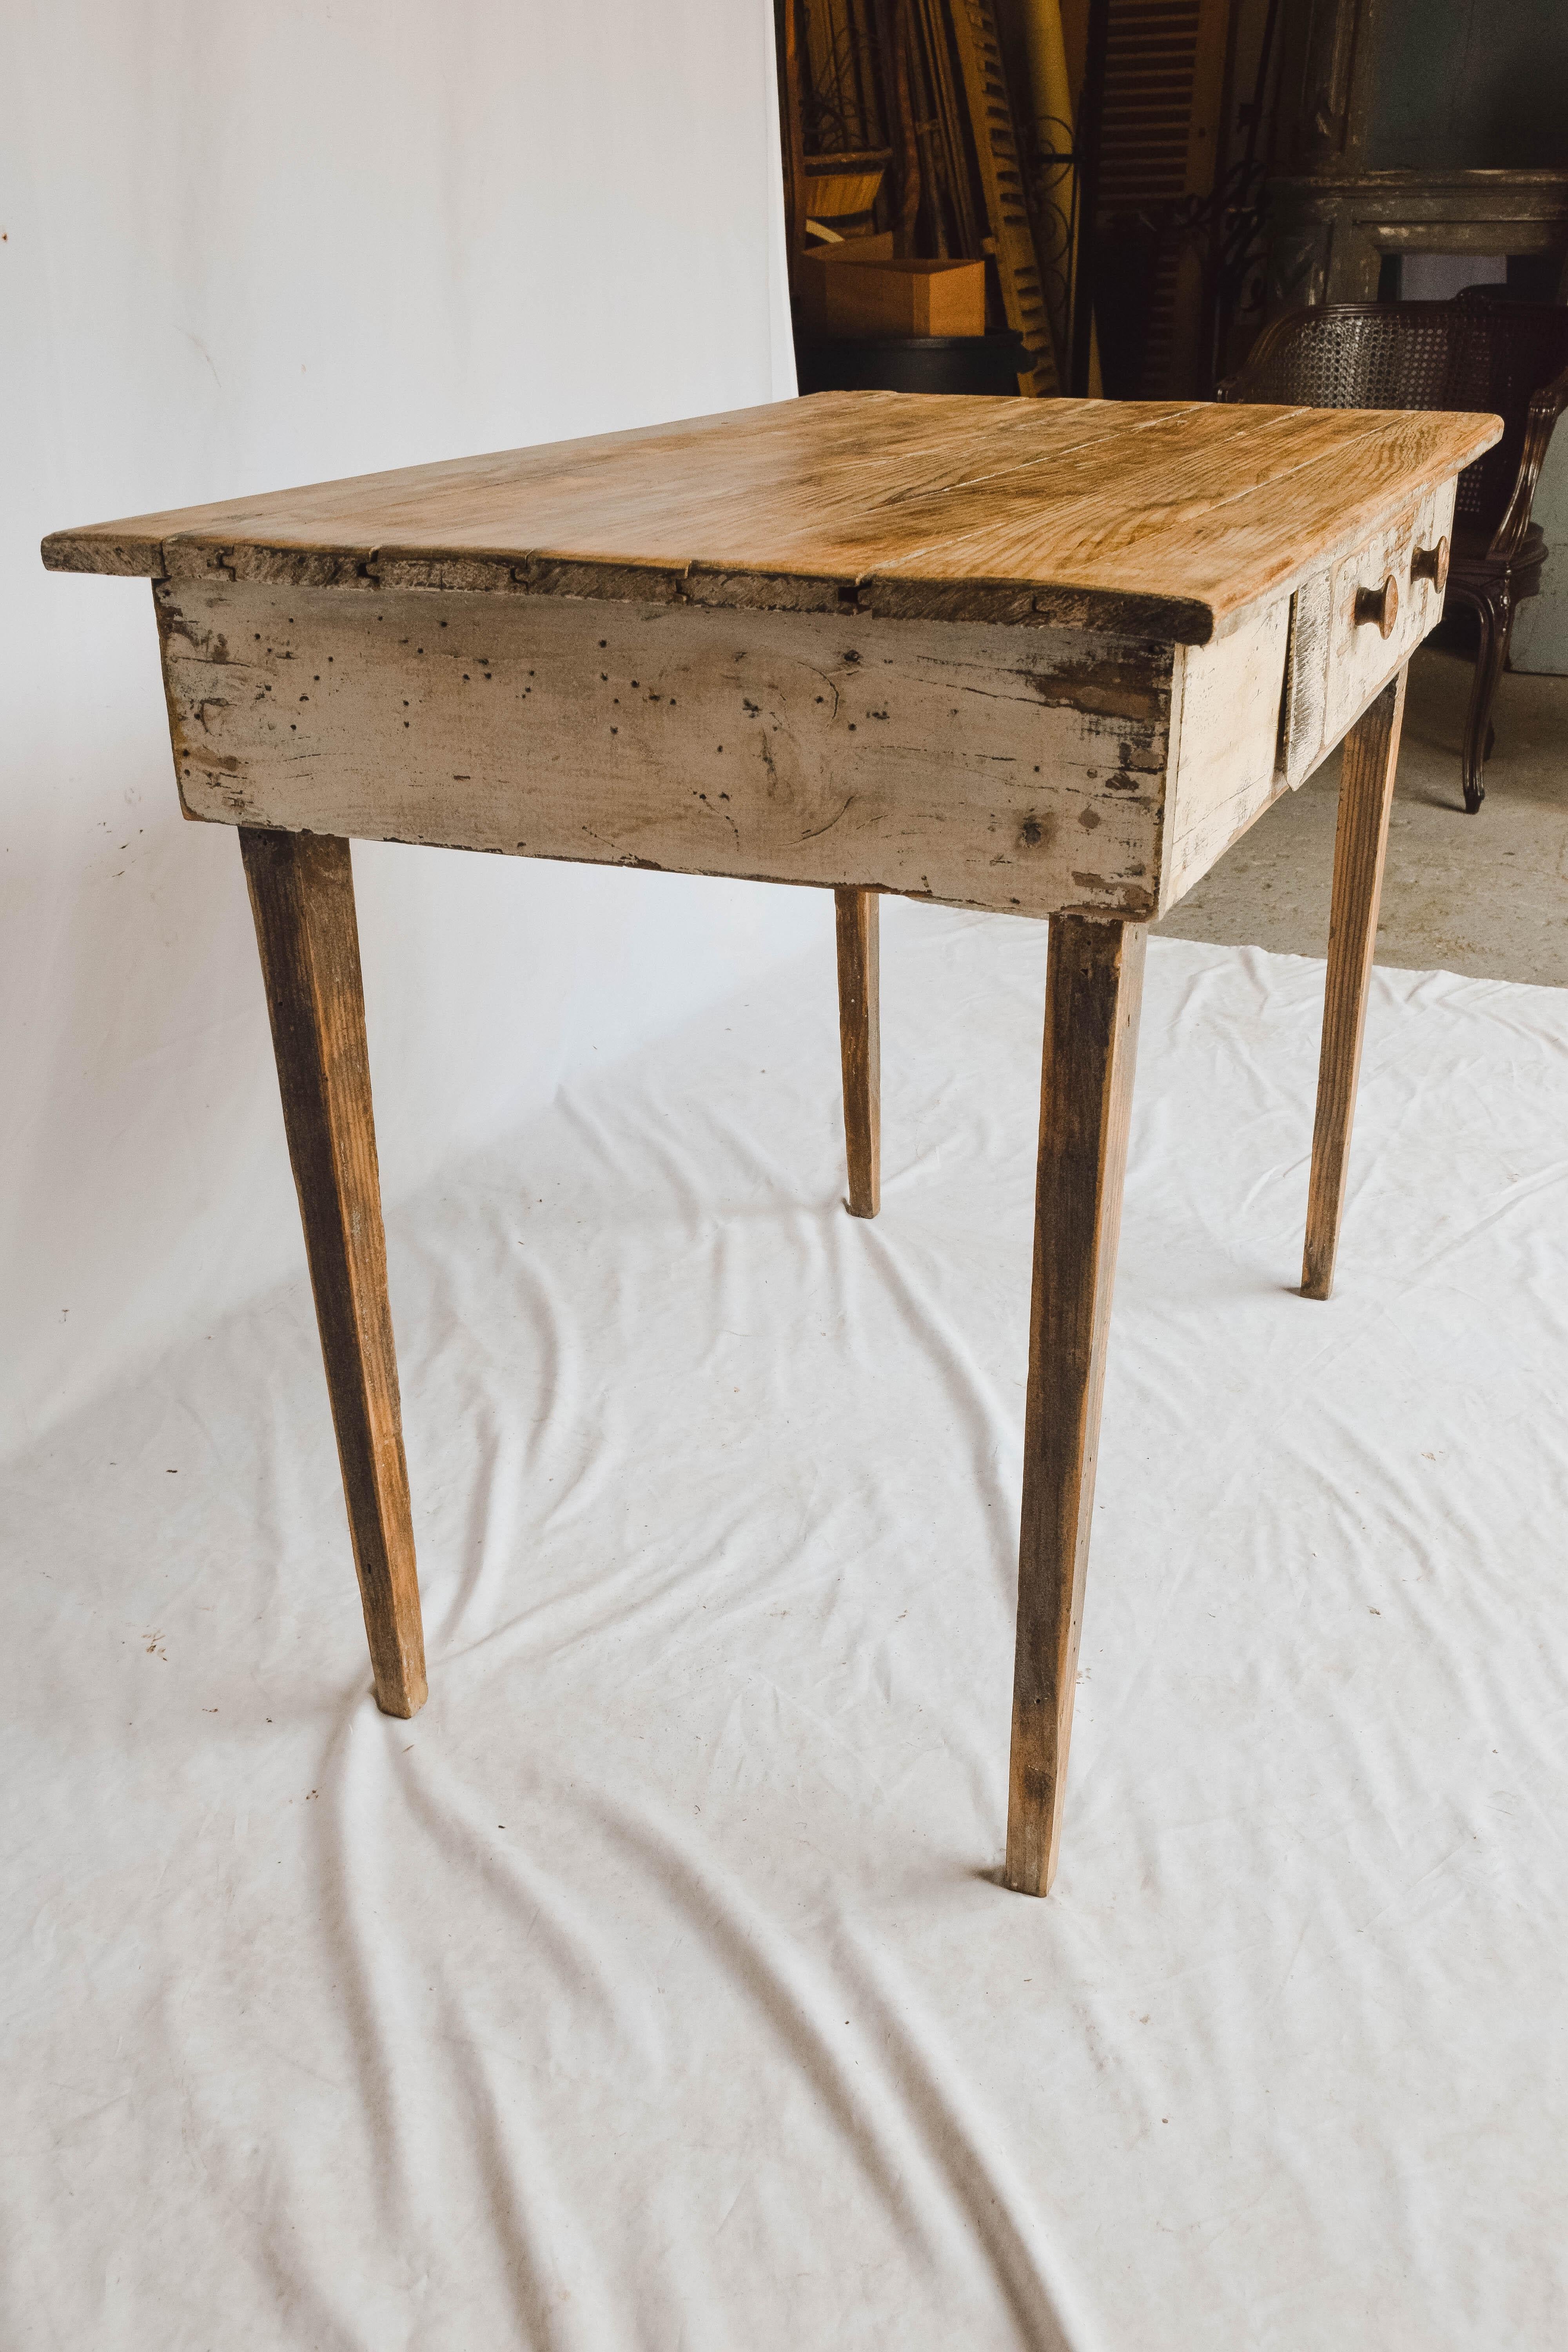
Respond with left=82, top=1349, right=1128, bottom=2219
left=1412, top=535, right=1450, bottom=593
left=1355, top=574, right=1399, bottom=639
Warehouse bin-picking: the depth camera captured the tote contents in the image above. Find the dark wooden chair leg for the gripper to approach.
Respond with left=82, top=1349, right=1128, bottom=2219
left=240, top=827, right=427, bottom=1717
left=1300, top=670, right=1407, bottom=1303
left=1005, top=915, right=1146, bottom=1896
left=1457, top=585, right=1512, bottom=815
left=834, top=886, right=881, bottom=1218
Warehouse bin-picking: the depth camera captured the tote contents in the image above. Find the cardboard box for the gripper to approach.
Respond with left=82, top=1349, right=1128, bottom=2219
left=798, top=252, right=987, bottom=341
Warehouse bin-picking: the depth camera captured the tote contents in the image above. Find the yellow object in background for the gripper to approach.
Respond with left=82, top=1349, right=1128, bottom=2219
left=1017, top=0, right=1101, bottom=394
left=1019, top=0, right=1073, bottom=147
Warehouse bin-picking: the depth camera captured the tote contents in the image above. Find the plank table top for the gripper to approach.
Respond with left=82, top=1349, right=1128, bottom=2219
left=44, top=390, right=1501, bottom=1894
left=44, top=390, right=1496, bottom=645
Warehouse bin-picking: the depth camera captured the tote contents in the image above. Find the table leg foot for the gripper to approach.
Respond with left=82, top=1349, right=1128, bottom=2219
left=835, top=886, right=881, bottom=1218
left=240, top=828, right=427, bottom=1717
left=1005, top=915, right=1146, bottom=1895
left=1301, top=669, right=1407, bottom=1303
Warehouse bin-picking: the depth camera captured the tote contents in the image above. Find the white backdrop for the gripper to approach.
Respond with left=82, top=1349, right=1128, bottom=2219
left=1, top=0, right=802, bottom=1449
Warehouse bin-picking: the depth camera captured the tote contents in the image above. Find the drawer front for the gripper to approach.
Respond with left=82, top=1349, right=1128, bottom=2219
left=1278, top=477, right=1455, bottom=788
left=1323, top=477, right=1453, bottom=744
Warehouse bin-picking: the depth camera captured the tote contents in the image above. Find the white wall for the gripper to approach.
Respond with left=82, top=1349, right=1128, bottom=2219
left=1, top=1, right=806, bottom=1447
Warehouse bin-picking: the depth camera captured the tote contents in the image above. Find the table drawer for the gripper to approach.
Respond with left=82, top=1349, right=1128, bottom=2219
left=1278, top=477, right=1455, bottom=788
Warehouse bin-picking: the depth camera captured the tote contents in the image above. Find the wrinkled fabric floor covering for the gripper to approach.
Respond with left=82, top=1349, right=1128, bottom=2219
left=5, top=911, right=1567, bottom=2352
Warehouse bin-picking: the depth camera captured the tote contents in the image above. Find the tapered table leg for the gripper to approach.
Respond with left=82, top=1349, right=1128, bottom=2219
left=1005, top=915, right=1146, bottom=1896
left=1301, top=669, right=1408, bottom=1302
left=240, top=827, right=427, bottom=1717
left=835, top=886, right=881, bottom=1218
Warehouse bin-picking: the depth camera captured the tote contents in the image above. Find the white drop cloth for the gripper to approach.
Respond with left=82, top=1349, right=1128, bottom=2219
left=5, top=909, right=1566, bottom=2350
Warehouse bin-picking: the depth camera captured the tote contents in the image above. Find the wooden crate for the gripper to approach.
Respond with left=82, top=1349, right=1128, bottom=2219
left=798, top=252, right=986, bottom=339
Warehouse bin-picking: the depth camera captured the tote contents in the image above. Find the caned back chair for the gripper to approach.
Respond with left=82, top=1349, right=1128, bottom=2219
left=1223, top=300, right=1568, bottom=811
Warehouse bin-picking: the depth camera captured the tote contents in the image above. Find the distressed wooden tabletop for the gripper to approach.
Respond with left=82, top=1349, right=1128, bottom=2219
left=43, top=391, right=1498, bottom=646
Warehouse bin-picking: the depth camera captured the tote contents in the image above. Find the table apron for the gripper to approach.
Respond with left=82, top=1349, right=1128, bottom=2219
left=154, top=537, right=1447, bottom=923
left=156, top=580, right=1178, bottom=920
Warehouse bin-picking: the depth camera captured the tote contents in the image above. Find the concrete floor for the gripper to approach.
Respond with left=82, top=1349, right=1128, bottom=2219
left=1155, top=646, right=1568, bottom=987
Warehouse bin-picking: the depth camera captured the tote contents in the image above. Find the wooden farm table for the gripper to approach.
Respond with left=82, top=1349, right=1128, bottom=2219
left=45, top=390, right=1498, bottom=1893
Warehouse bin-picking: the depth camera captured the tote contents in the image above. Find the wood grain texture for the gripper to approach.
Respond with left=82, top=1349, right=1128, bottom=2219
left=1005, top=915, right=1146, bottom=1897
left=1158, top=480, right=1454, bottom=913
left=1159, top=595, right=1294, bottom=913
left=1323, top=483, right=1449, bottom=744
left=156, top=580, right=1174, bottom=920
left=799, top=252, right=986, bottom=338
left=43, top=391, right=1498, bottom=646
left=239, top=828, right=426, bottom=1716
left=156, top=541, right=1443, bottom=928
left=1278, top=567, right=1336, bottom=792
left=872, top=407, right=1472, bottom=614
left=834, top=887, right=881, bottom=1216
left=1301, top=669, right=1407, bottom=1303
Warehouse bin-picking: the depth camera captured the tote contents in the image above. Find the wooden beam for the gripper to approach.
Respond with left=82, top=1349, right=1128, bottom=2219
left=1301, top=666, right=1407, bottom=1301
left=835, top=886, right=882, bottom=1218
left=1005, top=913, right=1145, bottom=1895
left=239, top=827, right=427, bottom=1716
left=779, top=0, right=808, bottom=299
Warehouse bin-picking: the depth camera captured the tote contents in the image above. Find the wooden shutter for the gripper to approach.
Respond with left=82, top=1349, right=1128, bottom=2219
left=948, top=0, right=1061, bottom=393
left=1095, top=0, right=1231, bottom=397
